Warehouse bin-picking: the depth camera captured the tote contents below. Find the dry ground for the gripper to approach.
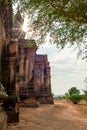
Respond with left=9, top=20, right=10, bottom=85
left=6, top=99, right=87, bottom=130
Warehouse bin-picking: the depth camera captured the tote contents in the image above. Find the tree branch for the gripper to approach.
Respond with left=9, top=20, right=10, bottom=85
left=48, top=0, right=87, bottom=24
left=62, top=10, right=87, bottom=24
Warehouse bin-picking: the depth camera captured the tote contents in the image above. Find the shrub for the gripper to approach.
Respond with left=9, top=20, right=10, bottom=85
left=82, top=88, right=87, bottom=102
left=65, top=87, right=81, bottom=104
left=82, top=94, right=87, bottom=102
left=68, top=93, right=82, bottom=104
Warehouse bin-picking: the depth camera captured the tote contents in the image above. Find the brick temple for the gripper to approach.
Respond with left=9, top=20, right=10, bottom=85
left=12, top=10, right=54, bottom=106
left=18, top=39, right=53, bottom=106
left=3, top=38, right=53, bottom=108
left=1, top=4, right=53, bottom=123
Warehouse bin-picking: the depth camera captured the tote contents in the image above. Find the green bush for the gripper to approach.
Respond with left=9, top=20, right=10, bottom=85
left=68, top=94, right=82, bottom=104
left=82, top=94, right=87, bottom=102
left=82, top=88, right=87, bottom=102
left=65, top=87, right=81, bottom=104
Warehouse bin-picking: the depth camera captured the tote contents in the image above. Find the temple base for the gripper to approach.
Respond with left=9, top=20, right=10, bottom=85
left=20, top=96, right=38, bottom=108
left=6, top=109, right=19, bottom=123
left=3, top=95, right=19, bottom=123
left=40, top=95, right=54, bottom=104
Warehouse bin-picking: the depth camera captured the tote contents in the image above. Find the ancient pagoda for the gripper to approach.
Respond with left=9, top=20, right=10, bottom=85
left=1, top=0, right=19, bottom=123
left=18, top=39, right=54, bottom=105
left=0, top=3, right=53, bottom=122
left=13, top=10, right=54, bottom=106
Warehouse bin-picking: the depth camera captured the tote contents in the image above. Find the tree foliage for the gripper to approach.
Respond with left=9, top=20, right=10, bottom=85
left=65, top=87, right=80, bottom=96
left=65, top=86, right=87, bottom=104
left=12, top=0, right=87, bottom=55
left=1, top=0, right=87, bottom=57
left=81, top=78, right=87, bottom=102
left=68, top=87, right=80, bottom=95
left=65, top=87, right=81, bottom=104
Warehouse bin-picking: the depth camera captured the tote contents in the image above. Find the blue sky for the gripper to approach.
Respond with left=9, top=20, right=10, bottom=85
left=37, top=43, right=87, bottom=95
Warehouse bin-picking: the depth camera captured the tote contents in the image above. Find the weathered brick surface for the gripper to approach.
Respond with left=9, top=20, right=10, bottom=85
left=18, top=40, right=54, bottom=105
left=0, top=111, right=7, bottom=130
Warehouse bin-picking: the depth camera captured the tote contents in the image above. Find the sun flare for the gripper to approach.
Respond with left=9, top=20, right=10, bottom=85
left=22, top=20, right=29, bottom=33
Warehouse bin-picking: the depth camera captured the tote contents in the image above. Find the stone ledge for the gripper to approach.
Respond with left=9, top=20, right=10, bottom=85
left=0, top=111, right=7, bottom=130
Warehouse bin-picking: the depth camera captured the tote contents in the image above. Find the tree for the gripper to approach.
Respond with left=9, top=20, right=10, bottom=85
left=12, top=0, right=87, bottom=58
left=65, top=86, right=80, bottom=97
left=82, top=78, right=87, bottom=95
left=81, top=78, right=87, bottom=102
left=65, top=87, right=81, bottom=104
left=1, top=1, right=87, bottom=58
left=68, top=87, right=80, bottom=95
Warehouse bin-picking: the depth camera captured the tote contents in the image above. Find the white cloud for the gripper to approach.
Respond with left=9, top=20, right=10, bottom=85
left=37, top=43, right=87, bottom=95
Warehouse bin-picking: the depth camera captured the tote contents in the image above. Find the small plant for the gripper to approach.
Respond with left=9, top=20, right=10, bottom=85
left=82, top=89, right=87, bottom=102
left=36, top=101, right=40, bottom=108
left=0, top=82, right=8, bottom=104
left=82, top=94, right=87, bottom=102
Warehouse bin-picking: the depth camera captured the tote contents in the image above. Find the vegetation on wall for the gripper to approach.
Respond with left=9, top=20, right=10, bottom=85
left=0, top=82, right=7, bottom=104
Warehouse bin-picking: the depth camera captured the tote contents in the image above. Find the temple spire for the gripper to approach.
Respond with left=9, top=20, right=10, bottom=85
left=13, top=8, right=25, bottom=39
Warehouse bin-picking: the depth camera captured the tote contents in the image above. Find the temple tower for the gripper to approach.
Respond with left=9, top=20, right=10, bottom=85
left=34, top=55, right=53, bottom=104
left=18, top=39, right=38, bottom=107
left=1, top=1, right=20, bottom=123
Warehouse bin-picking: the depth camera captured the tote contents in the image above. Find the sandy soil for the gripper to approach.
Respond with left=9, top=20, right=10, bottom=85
left=6, top=99, right=87, bottom=130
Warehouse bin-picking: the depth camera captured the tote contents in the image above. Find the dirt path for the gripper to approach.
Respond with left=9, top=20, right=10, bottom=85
left=6, top=99, right=87, bottom=130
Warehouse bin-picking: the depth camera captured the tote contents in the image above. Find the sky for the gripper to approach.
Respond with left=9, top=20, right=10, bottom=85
left=37, top=43, right=87, bottom=95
